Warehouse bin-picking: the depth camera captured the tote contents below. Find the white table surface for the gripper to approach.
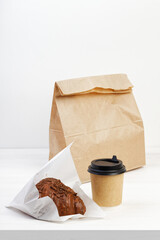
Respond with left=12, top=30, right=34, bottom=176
left=0, top=148, right=160, bottom=230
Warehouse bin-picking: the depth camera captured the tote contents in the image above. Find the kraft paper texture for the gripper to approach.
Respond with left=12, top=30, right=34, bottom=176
left=90, top=173, right=124, bottom=207
left=49, top=74, right=145, bottom=183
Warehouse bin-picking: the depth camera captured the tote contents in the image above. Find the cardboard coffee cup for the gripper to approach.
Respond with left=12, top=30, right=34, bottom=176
left=88, top=156, right=126, bottom=207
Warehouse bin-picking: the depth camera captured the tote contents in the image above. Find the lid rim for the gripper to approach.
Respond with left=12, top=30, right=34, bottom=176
left=88, top=166, right=126, bottom=176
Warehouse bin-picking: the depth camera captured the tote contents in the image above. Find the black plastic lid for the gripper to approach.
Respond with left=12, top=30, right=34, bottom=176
left=88, top=155, right=126, bottom=176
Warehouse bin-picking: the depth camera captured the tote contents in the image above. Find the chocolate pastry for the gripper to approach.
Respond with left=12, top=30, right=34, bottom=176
left=36, top=178, right=86, bottom=216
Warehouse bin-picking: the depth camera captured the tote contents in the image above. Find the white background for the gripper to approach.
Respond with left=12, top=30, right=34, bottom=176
left=1, top=0, right=160, bottom=149
left=1, top=1, right=160, bottom=233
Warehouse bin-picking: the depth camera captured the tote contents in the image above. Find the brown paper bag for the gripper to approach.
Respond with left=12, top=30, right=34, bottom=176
left=49, top=74, right=145, bottom=183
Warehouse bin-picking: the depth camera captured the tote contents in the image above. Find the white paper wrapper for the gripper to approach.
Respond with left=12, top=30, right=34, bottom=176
left=7, top=144, right=105, bottom=222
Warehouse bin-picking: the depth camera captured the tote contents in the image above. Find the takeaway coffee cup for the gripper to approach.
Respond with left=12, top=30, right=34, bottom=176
left=88, top=156, right=126, bottom=207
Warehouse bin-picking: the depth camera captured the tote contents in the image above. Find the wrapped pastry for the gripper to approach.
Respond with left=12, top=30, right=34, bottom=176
left=36, top=178, right=86, bottom=216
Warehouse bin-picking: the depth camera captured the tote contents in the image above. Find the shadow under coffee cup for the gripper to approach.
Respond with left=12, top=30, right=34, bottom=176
left=88, top=156, right=126, bottom=207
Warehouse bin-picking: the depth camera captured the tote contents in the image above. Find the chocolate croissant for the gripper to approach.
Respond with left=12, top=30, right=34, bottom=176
left=36, top=178, right=86, bottom=216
